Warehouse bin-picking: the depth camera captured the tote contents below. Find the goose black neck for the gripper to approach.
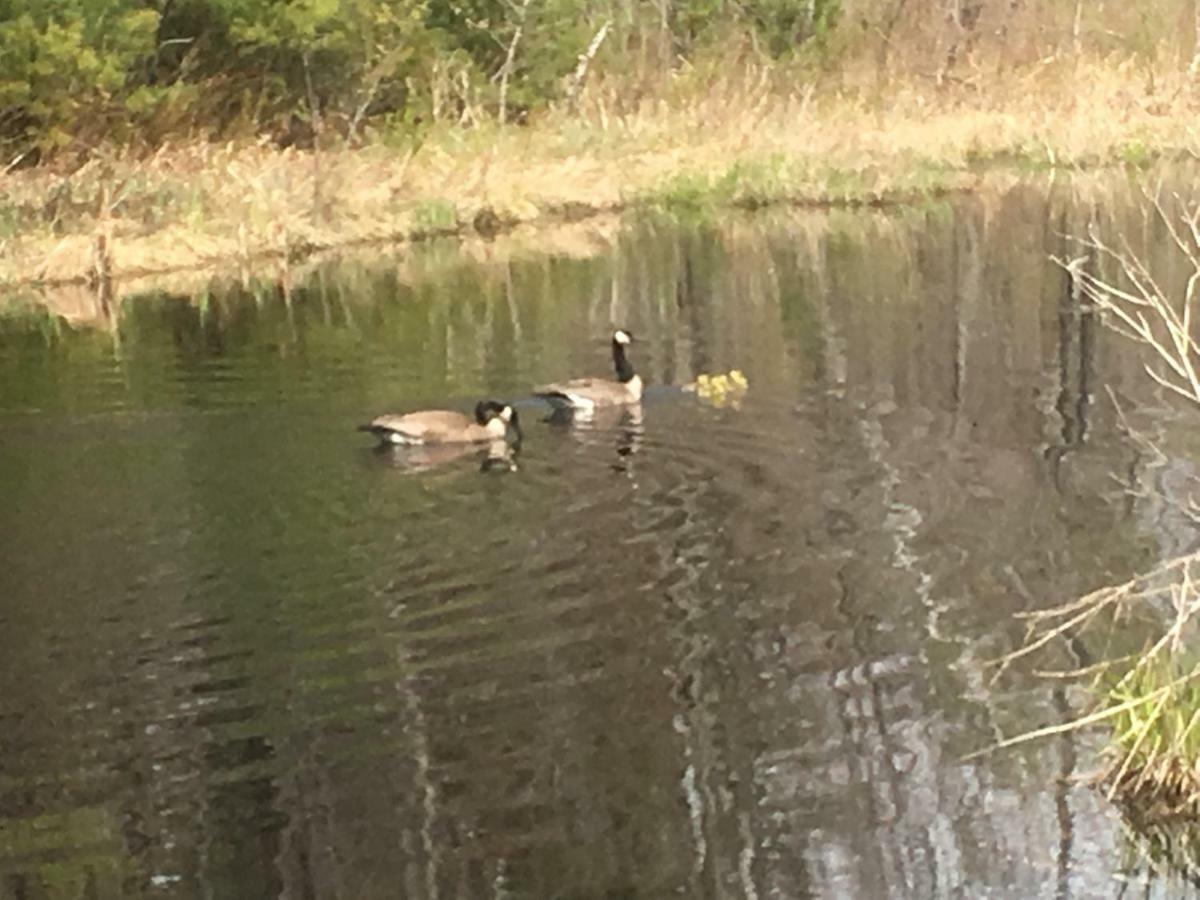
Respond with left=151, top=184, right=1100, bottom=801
left=612, top=340, right=635, bottom=383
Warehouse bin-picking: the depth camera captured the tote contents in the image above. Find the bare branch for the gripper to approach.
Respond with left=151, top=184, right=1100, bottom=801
left=566, top=20, right=612, bottom=112
left=497, top=0, right=533, bottom=124
left=1055, top=204, right=1200, bottom=409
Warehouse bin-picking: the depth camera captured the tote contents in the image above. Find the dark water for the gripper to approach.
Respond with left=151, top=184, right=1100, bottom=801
left=4, top=183, right=1200, bottom=898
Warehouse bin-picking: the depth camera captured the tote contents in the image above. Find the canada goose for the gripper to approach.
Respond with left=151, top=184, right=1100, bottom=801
left=534, top=329, right=643, bottom=412
left=359, top=400, right=521, bottom=445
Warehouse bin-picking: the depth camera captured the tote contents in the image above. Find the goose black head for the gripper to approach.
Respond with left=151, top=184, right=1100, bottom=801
left=613, top=328, right=635, bottom=346
left=474, top=399, right=508, bottom=425
left=475, top=400, right=522, bottom=441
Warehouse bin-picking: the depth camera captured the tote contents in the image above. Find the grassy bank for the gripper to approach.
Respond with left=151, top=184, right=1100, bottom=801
left=3, top=55, right=1199, bottom=292
left=999, top=553, right=1200, bottom=821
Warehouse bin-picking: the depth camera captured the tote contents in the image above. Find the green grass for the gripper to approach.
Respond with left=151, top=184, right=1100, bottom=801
left=635, top=171, right=722, bottom=211
left=996, top=552, right=1200, bottom=823
left=1121, top=138, right=1156, bottom=169
left=1102, top=652, right=1200, bottom=814
left=631, top=154, right=966, bottom=219
left=411, top=198, right=460, bottom=233
left=0, top=295, right=69, bottom=341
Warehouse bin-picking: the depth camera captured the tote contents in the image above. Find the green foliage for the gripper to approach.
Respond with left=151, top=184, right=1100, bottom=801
left=424, top=0, right=586, bottom=116
left=1121, top=138, right=1154, bottom=169
left=3, top=0, right=1199, bottom=161
left=1106, top=654, right=1200, bottom=766
left=637, top=171, right=720, bottom=212
left=718, top=155, right=798, bottom=207
left=1096, top=649, right=1200, bottom=817
left=411, top=197, right=457, bottom=232
left=0, top=1, right=159, bottom=150
left=160, top=0, right=436, bottom=134
left=655, top=0, right=841, bottom=59
left=741, top=0, right=842, bottom=57
left=0, top=0, right=859, bottom=157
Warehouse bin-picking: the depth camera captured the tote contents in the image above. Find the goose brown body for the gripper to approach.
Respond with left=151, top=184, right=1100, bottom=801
left=534, top=329, right=643, bottom=411
left=359, top=401, right=519, bottom=445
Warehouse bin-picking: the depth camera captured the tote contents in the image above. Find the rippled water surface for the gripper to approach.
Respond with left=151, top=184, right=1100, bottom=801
left=6, top=184, right=1200, bottom=898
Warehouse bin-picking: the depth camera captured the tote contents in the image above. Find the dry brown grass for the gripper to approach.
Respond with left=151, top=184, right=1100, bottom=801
left=3, top=54, right=1199, bottom=292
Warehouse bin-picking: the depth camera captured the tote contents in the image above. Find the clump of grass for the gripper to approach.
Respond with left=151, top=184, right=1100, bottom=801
left=816, top=164, right=874, bottom=201
left=411, top=198, right=460, bottom=234
left=636, top=171, right=721, bottom=211
left=1121, top=138, right=1157, bottom=169
left=982, top=553, right=1200, bottom=820
left=719, top=156, right=794, bottom=208
left=633, top=153, right=966, bottom=217
left=1104, top=652, right=1200, bottom=816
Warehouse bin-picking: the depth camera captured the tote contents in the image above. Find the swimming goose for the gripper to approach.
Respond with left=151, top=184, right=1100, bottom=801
left=359, top=400, right=521, bottom=445
left=534, top=329, right=643, bottom=412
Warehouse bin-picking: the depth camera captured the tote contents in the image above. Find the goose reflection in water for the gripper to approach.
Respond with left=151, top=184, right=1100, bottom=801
left=545, top=402, right=644, bottom=472
left=371, top=438, right=519, bottom=474
left=612, top=403, right=644, bottom=472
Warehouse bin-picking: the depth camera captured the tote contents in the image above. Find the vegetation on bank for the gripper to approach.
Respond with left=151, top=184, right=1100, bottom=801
left=8, top=0, right=1191, bottom=161
left=5, top=0, right=1200, bottom=287
left=1000, top=553, right=1200, bottom=819
left=990, top=198, right=1200, bottom=822
left=6, top=52, right=1200, bottom=290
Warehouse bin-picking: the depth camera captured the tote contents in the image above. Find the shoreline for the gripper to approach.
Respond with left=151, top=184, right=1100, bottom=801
left=5, top=176, right=985, bottom=290
left=4, top=58, right=1200, bottom=302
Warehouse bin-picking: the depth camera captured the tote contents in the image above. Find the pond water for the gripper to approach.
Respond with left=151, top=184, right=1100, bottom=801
left=4, top=180, right=1200, bottom=898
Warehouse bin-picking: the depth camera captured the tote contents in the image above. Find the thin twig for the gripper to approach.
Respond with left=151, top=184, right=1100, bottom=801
left=567, top=20, right=612, bottom=112
left=1033, top=652, right=1141, bottom=680
left=498, top=0, right=533, bottom=123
